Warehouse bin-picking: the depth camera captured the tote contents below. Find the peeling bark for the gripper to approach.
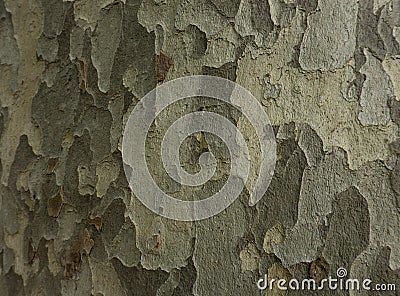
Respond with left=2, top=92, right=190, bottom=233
left=0, top=0, right=400, bottom=295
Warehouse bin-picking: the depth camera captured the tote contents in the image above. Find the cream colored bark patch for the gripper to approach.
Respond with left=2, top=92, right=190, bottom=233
left=236, top=14, right=398, bottom=169
left=383, top=55, right=400, bottom=101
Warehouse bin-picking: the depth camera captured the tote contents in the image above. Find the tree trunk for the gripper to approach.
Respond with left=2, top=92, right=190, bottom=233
left=0, top=0, right=399, bottom=295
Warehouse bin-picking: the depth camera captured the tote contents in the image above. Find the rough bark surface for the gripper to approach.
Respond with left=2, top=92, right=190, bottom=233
left=0, top=0, right=400, bottom=295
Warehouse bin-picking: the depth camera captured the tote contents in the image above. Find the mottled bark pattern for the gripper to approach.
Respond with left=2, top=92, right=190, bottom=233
left=0, top=0, right=399, bottom=295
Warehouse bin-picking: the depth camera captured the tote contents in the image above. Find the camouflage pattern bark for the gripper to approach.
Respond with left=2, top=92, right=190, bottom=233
left=0, top=0, right=399, bottom=295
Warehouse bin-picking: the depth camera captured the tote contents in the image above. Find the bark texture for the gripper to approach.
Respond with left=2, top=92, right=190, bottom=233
left=0, top=0, right=400, bottom=295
